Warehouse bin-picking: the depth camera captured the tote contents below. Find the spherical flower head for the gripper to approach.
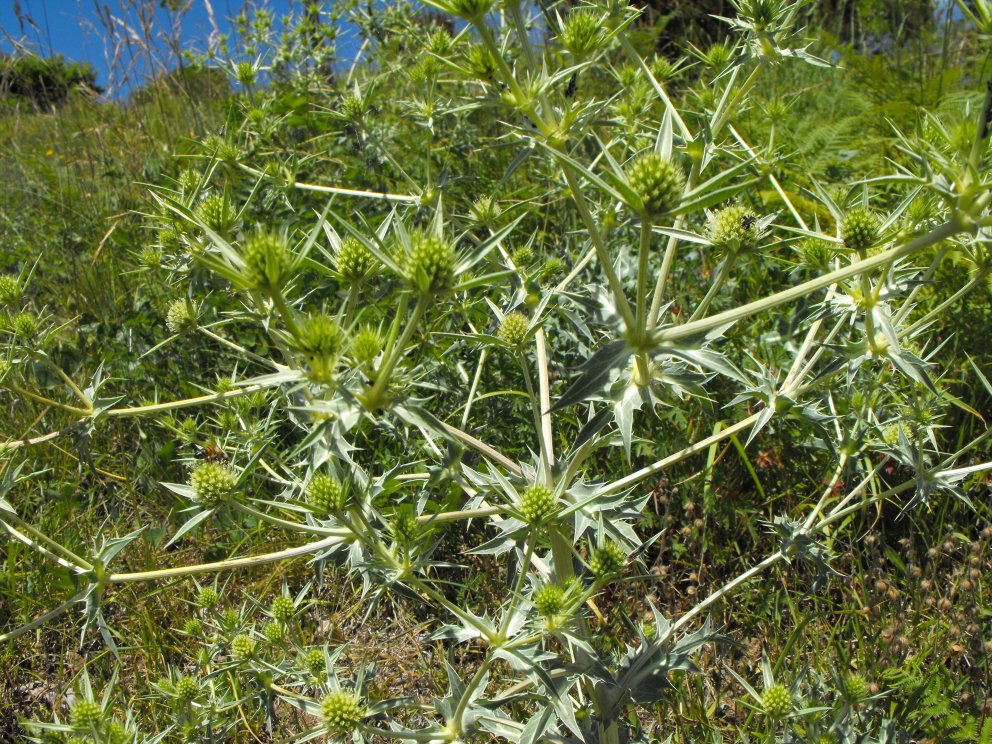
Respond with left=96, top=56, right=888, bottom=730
left=841, top=672, right=869, bottom=702
left=0, top=276, right=22, bottom=306
left=175, top=675, right=199, bottom=704
left=449, top=0, right=493, bottom=23
left=216, top=141, right=240, bottom=163
left=390, top=508, right=421, bottom=546
left=270, top=595, right=295, bottom=623
left=106, top=720, right=128, bottom=744
left=305, top=648, right=326, bottom=677
left=761, top=683, right=792, bottom=718
left=540, top=257, right=566, bottom=283
left=220, top=608, right=241, bottom=630
left=841, top=208, right=880, bottom=253
left=559, top=8, right=605, bottom=59
left=906, top=197, right=934, bottom=226
left=335, top=238, right=378, bottom=283
left=320, top=689, right=364, bottom=736
left=704, top=42, right=733, bottom=71
left=236, top=61, right=255, bottom=86
left=650, top=56, right=678, bottom=82
left=341, top=94, right=366, bottom=122
left=263, top=620, right=286, bottom=643
left=402, top=232, right=456, bottom=296
left=625, top=153, right=685, bottom=218
left=139, top=246, right=163, bottom=269
left=518, top=485, right=559, bottom=526
left=533, top=583, right=565, bottom=618
left=511, top=245, right=534, bottom=267
left=198, top=586, right=220, bottom=610
left=709, top=206, right=760, bottom=254
left=231, top=633, right=255, bottom=659
left=470, top=195, right=502, bottom=227
left=463, top=45, right=496, bottom=79
left=12, top=312, right=37, bottom=340
left=497, top=312, right=530, bottom=348
left=183, top=617, right=203, bottom=636
left=427, top=29, right=454, bottom=56
left=307, top=473, right=346, bottom=515
left=196, top=193, right=238, bottom=235
left=166, top=299, right=198, bottom=334
left=189, top=462, right=237, bottom=508
left=589, top=542, right=626, bottom=579
left=70, top=700, right=103, bottom=729
left=296, top=314, right=344, bottom=384
left=242, top=232, right=294, bottom=292
left=350, top=327, right=383, bottom=365
left=795, top=237, right=835, bottom=273
left=880, top=423, right=901, bottom=446
left=178, top=168, right=200, bottom=194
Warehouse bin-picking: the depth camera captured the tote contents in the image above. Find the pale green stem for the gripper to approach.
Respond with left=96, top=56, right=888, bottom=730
left=0, top=511, right=92, bottom=570
left=499, top=539, right=536, bottom=637
left=237, top=163, right=420, bottom=203
left=518, top=350, right=551, bottom=478
left=688, top=252, right=737, bottom=322
left=107, top=385, right=266, bottom=418
left=652, top=220, right=960, bottom=346
left=108, top=531, right=349, bottom=583
left=366, top=293, right=424, bottom=406
left=461, top=347, right=488, bottom=429
left=4, top=384, right=90, bottom=416
left=270, top=288, right=303, bottom=343
left=231, top=501, right=340, bottom=536
left=31, top=352, right=91, bottom=407
left=802, top=452, right=850, bottom=531
left=440, top=421, right=522, bottom=475
left=904, top=269, right=987, bottom=336
left=0, top=589, right=88, bottom=643
left=534, top=329, right=555, bottom=475
left=558, top=164, right=638, bottom=333
left=635, top=218, right=654, bottom=340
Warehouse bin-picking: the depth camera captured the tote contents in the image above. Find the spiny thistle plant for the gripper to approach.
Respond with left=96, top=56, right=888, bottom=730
left=3, top=0, right=992, bottom=741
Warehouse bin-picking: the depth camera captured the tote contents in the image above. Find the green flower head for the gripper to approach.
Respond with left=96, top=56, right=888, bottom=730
left=189, top=462, right=238, bottom=508
left=242, top=231, right=295, bottom=292
left=625, top=153, right=685, bottom=218
left=320, top=689, right=364, bottom=737
left=709, top=206, right=760, bottom=254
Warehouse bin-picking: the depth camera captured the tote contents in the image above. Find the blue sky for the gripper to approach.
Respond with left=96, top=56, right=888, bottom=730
left=0, top=1, right=361, bottom=96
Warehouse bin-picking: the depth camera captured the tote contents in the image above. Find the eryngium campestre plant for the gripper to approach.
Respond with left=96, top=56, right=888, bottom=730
left=8, top=2, right=992, bottom=742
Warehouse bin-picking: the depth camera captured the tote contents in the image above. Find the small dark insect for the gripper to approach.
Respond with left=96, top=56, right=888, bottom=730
left=565, top=72, right=578, bottom=99
left=194, top=441, right=229, bottom=463
left=741, top=214, right=757, bottom=230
